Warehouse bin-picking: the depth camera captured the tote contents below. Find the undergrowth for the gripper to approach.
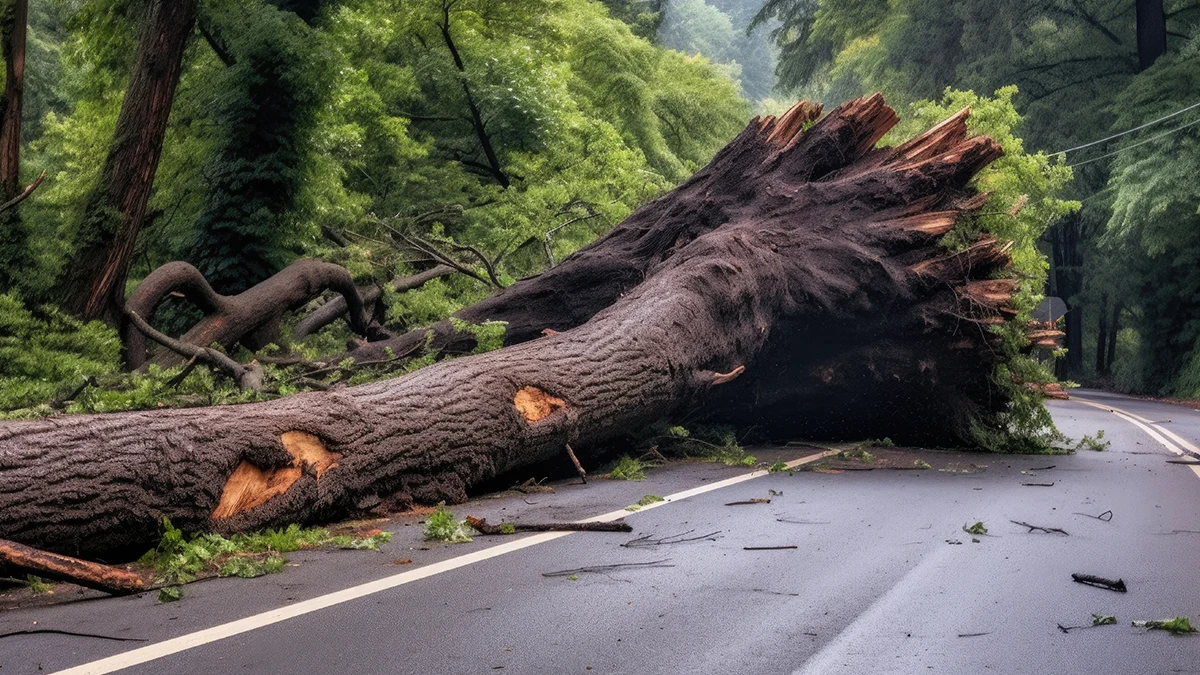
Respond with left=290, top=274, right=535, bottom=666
left=423, top=505, right=474, bottom=543
left=140, top=519, right=392, bottom=592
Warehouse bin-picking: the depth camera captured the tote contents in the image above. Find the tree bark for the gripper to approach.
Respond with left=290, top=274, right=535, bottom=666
left=1095, top=294, right=1109, bottom=376
left=1136, top=0, right=1167, bottom=71
left=56, top=0, right=196, bottom=321
left=0, top=0, right=27, bottom=290
left=1, top=96, right=1034, bottom=558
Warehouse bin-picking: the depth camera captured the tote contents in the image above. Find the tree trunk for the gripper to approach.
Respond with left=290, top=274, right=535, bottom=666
left=0, top=0, right=27, bottom=290
left=1105, top=304, right=1120, bottom=375
left=1136, top=0, right=1167, bottom=71
left=56, top=0, right=196, bottom=321
left=1, top=96, right=1029, bottom=559
left=1095, top=294, right=1109, bottom=376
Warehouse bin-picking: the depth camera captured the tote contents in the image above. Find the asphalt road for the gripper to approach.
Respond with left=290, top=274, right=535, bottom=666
left=3, top=389, right=1200, bottom=674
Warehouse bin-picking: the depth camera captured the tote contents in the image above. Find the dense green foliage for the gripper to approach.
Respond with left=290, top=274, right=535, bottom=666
left=754, top=0, right=1200, bottom=398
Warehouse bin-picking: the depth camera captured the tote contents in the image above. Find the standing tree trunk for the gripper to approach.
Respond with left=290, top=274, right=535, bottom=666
left=0, top=0, right=27, bottom=291
left=1136, top=0, right=1167, bottom=71
left=1095, top=295, right=1109, bottom=376
left=56, top=0, right=196, bottom=321
left=1105, top=304, right=1120, bottom=375
left=1, top=96, right=1043, bottom=559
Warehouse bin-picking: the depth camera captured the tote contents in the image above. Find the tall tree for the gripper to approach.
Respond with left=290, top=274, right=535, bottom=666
left=0, top=0, right=28, bottom=290
left=56, top=0, right=196, bottom=320
left=1136, top=0, right=1167, bottom=70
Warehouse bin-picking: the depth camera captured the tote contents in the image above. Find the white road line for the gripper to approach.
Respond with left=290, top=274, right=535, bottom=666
left=1071, top=394, right=1200, bottom=455
left=53, top=449, right=839, bottom=675
left=1072, top=398, right=1200, bottom=481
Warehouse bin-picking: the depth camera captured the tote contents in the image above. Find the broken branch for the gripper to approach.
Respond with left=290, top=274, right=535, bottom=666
left=1011, top=520, right=1069, bottom=535
left=1071, top=573, right=1127, bottom=593
left=0, top=538, right=144, bottom=595
left=542, top=560, right=674, bottom=577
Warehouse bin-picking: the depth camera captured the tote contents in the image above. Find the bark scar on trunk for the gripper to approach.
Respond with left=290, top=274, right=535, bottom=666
left=211, top=431, right=340, bottom=520
left=514, top=386, right=566, bottom=423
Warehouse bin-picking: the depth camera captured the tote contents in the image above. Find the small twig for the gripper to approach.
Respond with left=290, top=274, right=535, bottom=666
left=1029, top=465, right=1057, bottom=471
left=775, top=518, right=830, bottom=525
left=1022, top=482, right=1055, bottom=487
left=1011, top=520, right=1069, bottom=535
left=957, top=632, right=990, bottom=638
left=1166, top=459, right=1200, bottom=465
left=565, top=443, right=587, bottom=484
left=465, top=516, right=630, bottom=535
left=0, top=629, right=147, bottom=642
left=1071, top=573, right=1126, bottom=593
left=1073, top=510, right=1113, bottom=521
left=124, top=310, right=261, bottom=391
left=725, top=498, right=771, bottom=506
left=622, top=530, right=721, bottom=548
left=542, top=560, right=673, bottom=577
left=743, top=545, right=798, bottom=551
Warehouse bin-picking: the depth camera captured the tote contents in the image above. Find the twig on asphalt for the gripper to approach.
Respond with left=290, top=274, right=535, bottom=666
left=1073, top=510, right=1113, bottom=521
left=725, top=498, right=771, bottom=506
left=0, top=629, right=148, bottom=642
left=1071, top=573, right=1127, bottom=593
left=1011, top=520, right=1069, bottom=535
left=957, top=632, right=990, bottom=638
left=1021, top=482, right=1055, bottom=487
left=776, top=518, right=831, bottom=525
left=542, top=560, right=674, bottom=577
left=621, top=530, right=721, bottom=548
left=1029, top=465, right=1056, bottom=471
left=1166, top=459, right=1200, bottom=465
left=465, top=516, right=630, bottom=534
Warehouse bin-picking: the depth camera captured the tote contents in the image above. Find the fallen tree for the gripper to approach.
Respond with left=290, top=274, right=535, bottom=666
left=0, top=95, right=1057, bottom=561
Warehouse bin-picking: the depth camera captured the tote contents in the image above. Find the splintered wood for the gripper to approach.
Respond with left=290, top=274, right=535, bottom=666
left=211, top=431, right=340, bottom=520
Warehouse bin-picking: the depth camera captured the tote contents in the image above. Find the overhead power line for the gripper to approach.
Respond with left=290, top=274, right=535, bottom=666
left=1068, top=115, right=1200, bottom=168
left=1052, top=99, right=1200, bottom=155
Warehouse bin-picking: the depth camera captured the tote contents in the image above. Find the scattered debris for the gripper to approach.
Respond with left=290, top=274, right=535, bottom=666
left=743, top=545, right=798, bottom=551
left=426, top=506, right=474, bottom=543
left=392, top=558, right=414, bottom=565
left=565, top=443, right=587, bottom=483
left=1166, top=459, right=1200, bottom=465
left=1071, top=573, right=1127, bottom=593
left=1029, top=465, right=1057, bottom=471
left=1022, top=482, right=1055, bottom=487
left=510, top=477, right=555, bottom=494
left=1075, top=430, right=1111, bottom=452
left=566, top=575, right=579, bottom=581
left=768, top=461, right=789, bottom=473
left=1012, top=520, right=1069, bottom=535
left=622, top=530, right=721, bottom=548
left=837, top=448, right=874, bottom=463
left=725, top=498, right=771, bottom=506
left=1155, top=530, right=1200, bottom=535
left=157, top=587, right=183, bottom=603
left=465, top=516, right=631, bottom=535
left=768, top=489, right=783, bottom=496
left=945, top=539, right=963, bottom=545
left=912, top=459, right=932, bottom=470
left=1074, top=510, right=1114, bottom=522
left=957, top=632, right=990, bottom=638
left=963, top=522, right=988, bottom=535
left=543, top=560, right=673, bottom=578
left=1093, top=613, right=1117, bottom=626
left=1132, top=617, right=1196, bottom=635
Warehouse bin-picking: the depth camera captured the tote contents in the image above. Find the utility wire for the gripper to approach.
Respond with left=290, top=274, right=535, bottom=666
left=1068, top=115, right=1200, bottom=168
left=1052, top=99, right=1200, bottom=155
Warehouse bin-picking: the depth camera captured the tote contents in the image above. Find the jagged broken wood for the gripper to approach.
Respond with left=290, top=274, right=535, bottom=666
left=1071, top=573, right=1127, bottom=593
left=0, top=94, right=1058, bottom=559
left=1012, top=520, right=1069, bottom=535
